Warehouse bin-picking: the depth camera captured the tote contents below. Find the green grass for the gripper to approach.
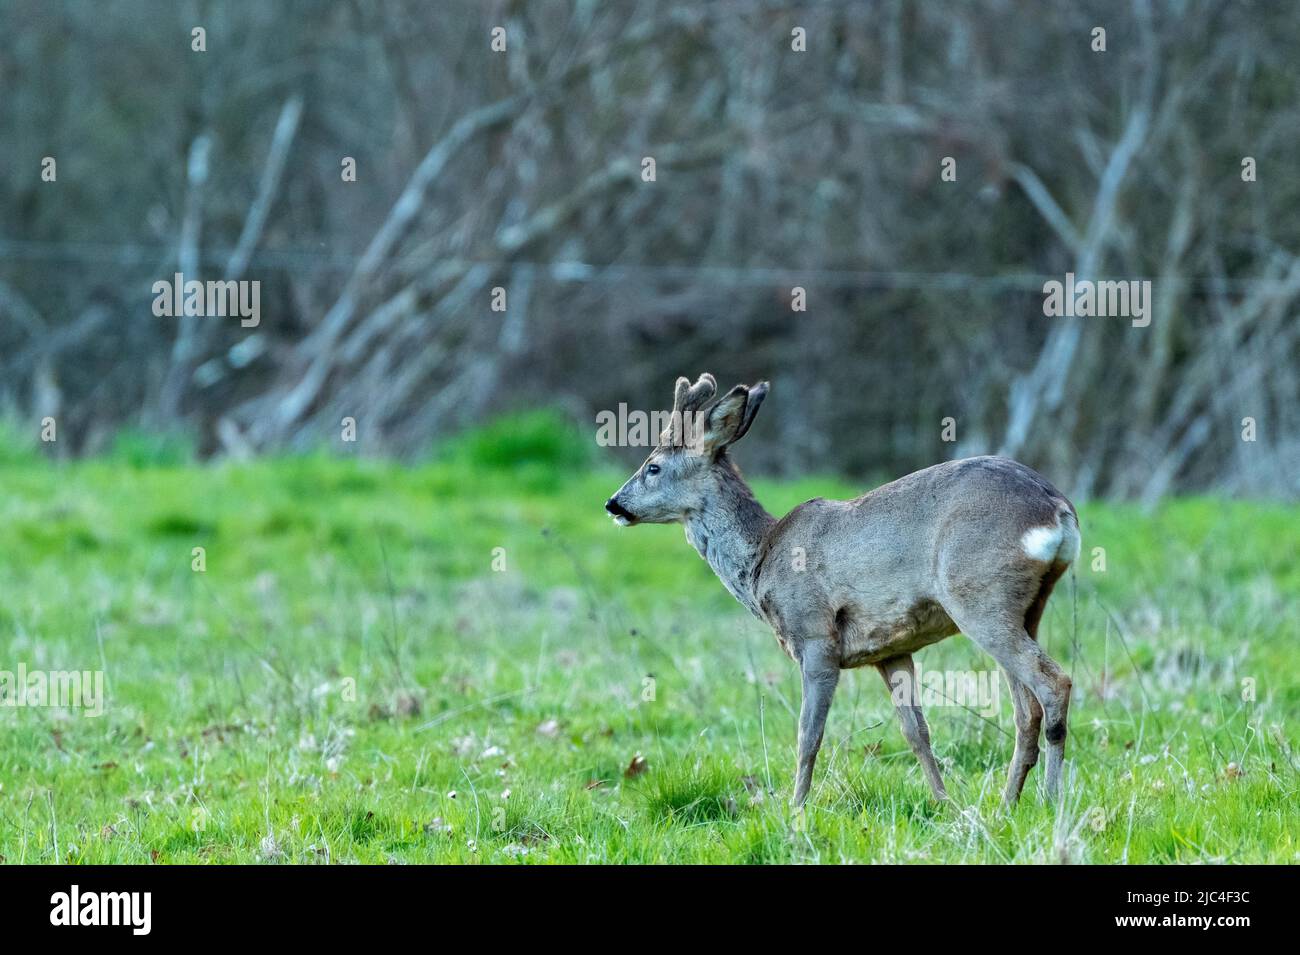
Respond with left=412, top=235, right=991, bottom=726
left=0, top=415, right=1297, bottom=863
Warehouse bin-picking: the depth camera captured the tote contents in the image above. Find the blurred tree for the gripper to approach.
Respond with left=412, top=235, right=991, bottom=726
left=0, top=0, right=1296, bottom=498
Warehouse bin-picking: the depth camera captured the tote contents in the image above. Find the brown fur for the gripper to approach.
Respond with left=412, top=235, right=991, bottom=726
left=1025, top=559, right=1069, bottom=639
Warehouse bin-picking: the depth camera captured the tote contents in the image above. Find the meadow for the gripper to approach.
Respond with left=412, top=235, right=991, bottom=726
left=0, top=414, right=1296, bottom=864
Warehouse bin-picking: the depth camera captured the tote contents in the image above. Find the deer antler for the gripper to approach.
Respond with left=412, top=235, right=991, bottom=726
left=672, top=373, right=716, bottom=415
left=666, top=373, right=716, bottom=448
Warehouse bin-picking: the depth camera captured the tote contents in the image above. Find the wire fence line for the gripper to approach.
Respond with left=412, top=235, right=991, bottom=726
left=3, top=240, right=1296, bottom=295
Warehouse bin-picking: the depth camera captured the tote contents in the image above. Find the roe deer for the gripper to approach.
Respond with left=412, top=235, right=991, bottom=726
left=605, top=374, right=1080, bottom=809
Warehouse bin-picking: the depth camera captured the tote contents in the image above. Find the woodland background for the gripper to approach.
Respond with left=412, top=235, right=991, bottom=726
left=2, top=0, right=1297, bottom=499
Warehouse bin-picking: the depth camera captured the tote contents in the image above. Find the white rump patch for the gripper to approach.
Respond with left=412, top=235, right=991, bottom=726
left=1021, top=524, right=1064, bottom=561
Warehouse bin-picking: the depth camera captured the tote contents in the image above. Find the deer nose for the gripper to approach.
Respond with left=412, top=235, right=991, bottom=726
left=606, top=497, right=635, bottom=521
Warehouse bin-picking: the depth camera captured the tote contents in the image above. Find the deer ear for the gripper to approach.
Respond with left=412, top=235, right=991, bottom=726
left=731, top=380, right=768, bottom=443
left=700, top=385, right=751, bottom=457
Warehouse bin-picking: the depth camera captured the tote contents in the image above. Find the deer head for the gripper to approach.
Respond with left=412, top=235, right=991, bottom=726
left=605, top=373, right=769, bottom=526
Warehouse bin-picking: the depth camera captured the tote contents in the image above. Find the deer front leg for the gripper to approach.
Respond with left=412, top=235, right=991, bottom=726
left=792, top=639, right=840, bottom=809
left=877, top=654, right=947, bottom=801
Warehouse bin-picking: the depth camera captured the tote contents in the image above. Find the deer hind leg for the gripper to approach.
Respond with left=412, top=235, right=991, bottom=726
left=1002, top=674, right=1042, bottom=805
left=791, top=637, right=840, bottom=809
left=877, top=654, right=947, bottom=801
left=952, top=615, right=1072, bottom=802
left=1001, top=562, right=1065, bottom=806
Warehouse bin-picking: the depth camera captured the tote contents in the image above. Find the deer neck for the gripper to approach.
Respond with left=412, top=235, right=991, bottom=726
left=683, top=458, right=774, bottom=619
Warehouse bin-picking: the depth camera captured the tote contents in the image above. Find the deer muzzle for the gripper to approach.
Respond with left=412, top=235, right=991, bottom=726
left=605, top=497, right=637, bottom=526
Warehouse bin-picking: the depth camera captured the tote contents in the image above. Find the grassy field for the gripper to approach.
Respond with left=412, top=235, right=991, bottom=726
left=0, top=414, right=1297, bottom=864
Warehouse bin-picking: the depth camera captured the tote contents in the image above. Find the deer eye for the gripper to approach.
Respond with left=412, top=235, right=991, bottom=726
left=645, top=464, right=661, bottom=476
